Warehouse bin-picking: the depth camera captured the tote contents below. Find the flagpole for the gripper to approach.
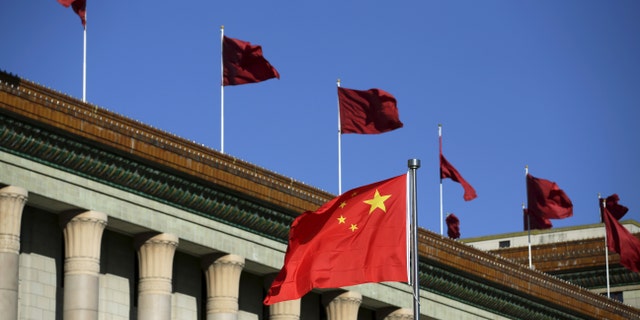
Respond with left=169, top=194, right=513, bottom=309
left=408, top=158, right=421, bottom=320
left=337, top=78, right=342, bottom=194
left=82, top=10, right=87, bottom=102
left=525, top=165, right=533, bottom=269
left=438, top=124, right=444, bottom=235
left=599, top=193, right=611, bottom=298
left=220, top=25, right=225, bottom=154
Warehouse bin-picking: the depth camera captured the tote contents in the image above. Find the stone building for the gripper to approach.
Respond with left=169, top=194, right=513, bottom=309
left=1, top=70, right=639, bottom=319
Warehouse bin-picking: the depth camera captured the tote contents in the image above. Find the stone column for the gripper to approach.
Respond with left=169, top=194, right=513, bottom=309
left=135, top=232, right=179, bottom=320
left=0, top=186, right=28, bottom=320
left=380, top=308, right=413, bottom=320
left=263, top=274, right=300, bottom=320
left=202, top=253, right=245, bottom=320
left=60, top=210, right=108, bottom=320
left=323, top=291, right=362, bottom=320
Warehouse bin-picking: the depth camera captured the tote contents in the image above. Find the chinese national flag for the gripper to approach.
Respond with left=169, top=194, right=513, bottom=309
left=223, top=36, right=280, bottom=86
left=440, top=153, right=477, bottom=201
left=57, top=0, right=86, bottom=27
left=338, top=87, right=403, bottom=134
left=523, top=208, right=552, bottom=230
left=526, top=174, right=573, bottom=219
left=446, top=213, right=461, bottom=239
left=263, top=174, right=408, bottom=305
left=601, top=196, right=640, bottom=272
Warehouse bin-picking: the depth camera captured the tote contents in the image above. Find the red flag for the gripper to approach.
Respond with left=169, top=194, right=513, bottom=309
left=440, top=154, right=477, bottom=201
left=446, top=213, right=461, bottom=239
left=264, top=174, right=408, bottom=305
left=57, top=0, right=86, bottom=27
left=526, top=174, right=573, bottom=219
left=338, top=87, right=403, bottom=134
left=604, top=194, right=629, bottom=221
left=601, top=197, right=640, bottom=272
left=223, top=36, right=280, bottom=86
left=523, top=208, right=552, bottom=230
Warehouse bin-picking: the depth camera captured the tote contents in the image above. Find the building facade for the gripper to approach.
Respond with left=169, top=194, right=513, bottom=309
left=1, top=70, right=639, bottom=319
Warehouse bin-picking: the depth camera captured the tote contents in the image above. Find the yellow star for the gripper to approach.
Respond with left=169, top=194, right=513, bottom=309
left=349, top=224, right=358, bottom=232
left=339, top=201, right=347, bottom=208
left=363, top=189, right=392, bottom=214
left=337, top=215, right=346, bottom=224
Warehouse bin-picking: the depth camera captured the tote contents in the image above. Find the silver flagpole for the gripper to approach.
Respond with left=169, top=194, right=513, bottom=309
left=408, top=159, right=421, bottom=320
left=337, top=79, right=342, bottom=194
left=525, top=165, right=533, bottom=269
left=220, top=25, right=225, bottom=154
left=600, top=194, right=611, bottom=298
left=439, top=124, right=443, bottom=235
left=82, top=9, right=87, bottom=102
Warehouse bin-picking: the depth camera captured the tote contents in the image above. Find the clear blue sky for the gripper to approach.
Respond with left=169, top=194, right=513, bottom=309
left=2, top=1, right=639, bottom=238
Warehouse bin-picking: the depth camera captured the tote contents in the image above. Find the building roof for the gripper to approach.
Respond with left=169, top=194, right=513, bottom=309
left=2, top=69, right=639, bottom=319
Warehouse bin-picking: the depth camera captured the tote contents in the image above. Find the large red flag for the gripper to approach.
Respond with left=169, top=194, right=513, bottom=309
left=264, top=174, right=408, bottom=305
left=57, top=0, right=86, bottom=28
left=446, top=213, right=461, bottom=239
left=440, top=154, right=477, bottom=201
left=523, top=208, right=552, bottom=231
left=601, top=197, right=640, bottom=272
left=223, top=36, right=280, bottom=86
left=338, top=87, right=403, bottom=134
left=526, top=174, right=573, bottom=219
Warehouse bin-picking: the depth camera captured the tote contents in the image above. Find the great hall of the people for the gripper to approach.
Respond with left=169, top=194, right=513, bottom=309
left=1, top=70, right=639, bottom=319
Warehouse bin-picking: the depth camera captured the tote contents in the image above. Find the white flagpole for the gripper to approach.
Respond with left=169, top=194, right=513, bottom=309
left=525, top=165, right=533, bottom=269
left=439, top=124, right=443, bottom=235
left=220, top=25, right=225, bottom=154
left=600, top=194, right=611, bottom=298
left=408, top=159, right=421, bottom=320
left=337, top=78, right=342, bottom=194
left=82, top=10, right=87, bottom=102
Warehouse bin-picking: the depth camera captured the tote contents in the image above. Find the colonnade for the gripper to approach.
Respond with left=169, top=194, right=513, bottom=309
left=0, top=185, right=412, bottom=320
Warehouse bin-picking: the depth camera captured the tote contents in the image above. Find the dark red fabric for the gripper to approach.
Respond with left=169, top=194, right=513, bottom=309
left=605, top=194, right=629, bottom=221
left=526, top=174, right=573, bottom=219
left=223, top=36, right=280, bottom=86
left=446, top=213, right=461, bottom=239
left=264, top=174, right=408, bottom=305
left=58, top=0, right=86, bottom=27
left=523, top=208, right=552, bottom=230
left=602, top=199, right=640, bottom=272
left=440, top=154, right=477, bottom=201
left=338, top=87, right=403, bottom=134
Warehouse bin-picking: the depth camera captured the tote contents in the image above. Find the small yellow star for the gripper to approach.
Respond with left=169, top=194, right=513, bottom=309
left=363, top=189, right=392, bottom=214
left=337, top=215, right=346, bottom=224
left=349, top=224, right=358, bottom=232
left=339, top=201, right=347, bottom=208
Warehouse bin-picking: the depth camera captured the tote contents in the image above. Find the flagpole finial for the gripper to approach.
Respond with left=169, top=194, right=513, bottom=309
left=221, top=25, right=224, bottom=30
left=337, top=78, right=341, bottom=86
left=408, top=159, right=421, bottom=169
left=438, top=123, right=442, bottom=128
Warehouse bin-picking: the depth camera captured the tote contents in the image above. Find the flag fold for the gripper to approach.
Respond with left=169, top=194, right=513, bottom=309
left=338, top=87, right=403, bottom=134
left=523, top=208, right=552, bottom=230
left=263, top=174, right=408, bottom=305
left=223, top=36, right=280, bottom=86
left=526, top=174, right=573, bottom=219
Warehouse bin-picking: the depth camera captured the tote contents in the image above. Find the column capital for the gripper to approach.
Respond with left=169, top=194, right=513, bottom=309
left=0, top=185, right=28, bottom=254
left=323, top=290, right=362, bottom=320
left=202, top=253, right=245, bottom=319
left=378, top=308, right=413, bottom=320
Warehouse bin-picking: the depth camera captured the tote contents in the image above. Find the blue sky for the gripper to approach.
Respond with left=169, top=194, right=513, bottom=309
left=2, top=1, right=639, bottom=238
